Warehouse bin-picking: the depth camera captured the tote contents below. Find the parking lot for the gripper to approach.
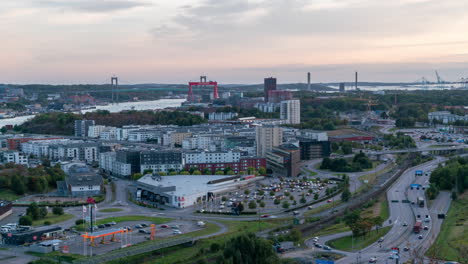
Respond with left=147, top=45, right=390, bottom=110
left=63, top=219, right=205, bottom=256
left=196, top=176, right=339, bottom=214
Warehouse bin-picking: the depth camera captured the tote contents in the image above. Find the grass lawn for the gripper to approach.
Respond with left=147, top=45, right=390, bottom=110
left=32, top=213, right=74, bottom=227
left=303, top=168, right=318, bottom=177
left=0, top=189, right=21, bottom=201
left=304, top=200, right=342, bottom=217
left=326, top=226, right=391, bottom=251
left=99, top=208, right=123, bottom=213
left=107, top=219, right=286, bottom=264
left=95, top=215, right=171, bottom=225
left=426, top=192, right=468, bottom=261
left=315, top=222, right=350, bottom=237
left=27, top=251, right=84, bottom=262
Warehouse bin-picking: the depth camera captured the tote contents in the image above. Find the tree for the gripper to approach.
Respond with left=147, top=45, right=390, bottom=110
left=158, top=171, right=167, bottom=176
left=143, top=169, right=153, bottom=175
left=282, top=201, right=290, bottom=209
left=331, top=142, right=339, bottom=152
left=274, top=199, right=280, bottom=205
left=180, top=170, right=190, bottom=175
left=237, top=202, right=244, bottom=214
left=341, top=187, right=351, bottom=202
left=131, top=173, right=143, bottom=181
left=342, top=144, right=353, bottom=155
left=192, top=170, right=202, bottom=175
left=314, top=193, right=319, bottom=200
left=75, top=219, right=86, bottom=225
left=222, top=196, right=227, bottom=202
left=244, top=189, right=250, bottom=195
left=259, top=201, right=266, bottom=208
left=27, top=202, right=40, bottom=220
left=19, top=215, right=32, bottom=226
left=451, top=191, right=458, bottom=200
left=52, top=206, right=64, bottom=216
left=320, top=157, right=332, bottom=170
left=300, top=195, right=307, bottom=204
left=215, top=170, right=224, bottom=175
left=248, top=201, right=257, bottom=209
left=258, top=167, right=267, bottom=175
left=11, top=174, right=26, bottom=195
left=39, top=207, right=48, bottom=219
left=223, top=233, right=279, bottom=264
left=258, top=190, right=265, bottom=196
left=210, top=242, right=221, bottom=252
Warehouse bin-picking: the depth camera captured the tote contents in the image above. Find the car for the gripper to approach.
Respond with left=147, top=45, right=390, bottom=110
left=389, top=254, right=397, bottom=260
left=423, top=226, right=429, bottom=230
left=110, top=221, right=117, bottom=225
left=378, top=237, right=384, bottom=243
left=424, top=218, right=430, bottom=222
left=327, top=199, right=332, bottom=203
left=170, top=225, right=180, bottom=229
left=314, top=243, right=322, bottom=248
left=124, top=226, right=132, bottom=231
left=293, top=211, right=299, bottom=215
left=402, top=222, right=408, bottom=227
left=160, top=224, right=169, bottom=228
left=369, top=257, right=377, bottom=263
left=104, top=223, right=112, bottom=227
left=418, top=235, right=423, bottom=239
left=139, top=229, right=151, bottom=234
left=135, top=224, right=143, bottom=228
left=141, top=223, right=148, bottom=227
left=323, top=245, right=331, bottom=250
left=98, top=224, right=106, bottom=228
left=219, top=205, right=225, bottom=209
left=260, top=214, right=270, bottom=218
left=403, top=247, right=410, bottom=252
left=173, top=229, right=182, bottom=235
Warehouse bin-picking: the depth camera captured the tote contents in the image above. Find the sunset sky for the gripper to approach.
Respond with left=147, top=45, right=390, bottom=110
left=1, top=0, right=468, bottom=84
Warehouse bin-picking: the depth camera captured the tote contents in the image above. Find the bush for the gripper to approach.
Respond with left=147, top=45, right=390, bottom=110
left=52, top=206, right=64, bottom=215
left=19, top=215, right=33, bottom=226
left=210, top=242, right=221, bottom=252
left=75, top=219, right=86, bottom=225
left=43, top=221, right=51, bottom=225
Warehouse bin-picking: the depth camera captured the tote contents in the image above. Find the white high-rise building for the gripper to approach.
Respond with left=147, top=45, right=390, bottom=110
left=280, top=100, right=301, bottom=125
left=255, top=126, right=283, bottom=157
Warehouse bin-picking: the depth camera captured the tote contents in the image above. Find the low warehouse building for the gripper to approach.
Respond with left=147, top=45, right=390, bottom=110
left=135, top=174, right=260, bottom=208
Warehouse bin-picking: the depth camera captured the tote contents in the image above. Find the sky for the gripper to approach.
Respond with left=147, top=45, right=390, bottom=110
left=1, top=0, right=468, bottom=84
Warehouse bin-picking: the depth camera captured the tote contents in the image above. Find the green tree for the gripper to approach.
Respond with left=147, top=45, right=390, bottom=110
left=192, top=170, right=202, bottom=175
left=215, top=170, right=224, bottom=175
left=52, top=206, right=64, bottom=216
left=26, top=202, right=40, bottom=220
left=259, top=201, right=266, bottom=208
left=244, top=189, right=250, bottom=195
left=223, top=233, right=279, bottom=264
left=248, top=201, right=257, bottom=209
left=258, top=167, right=267, bottom=175
left=11, top=174, right=26, bottom=195
left=39, top=207, right=48, bottom=219
left=341, top=187, right=351, bottom=202
left=19, top=215, right=33, bottom=226
left=300, top=195, right=307, bottom=204
left=314, top=193, right=319, bottom=200
left=222, top=196, right=227, bottom=202
left=282, top=201, right=290, bottom=209
left=180, top=170, right=190, bottom=175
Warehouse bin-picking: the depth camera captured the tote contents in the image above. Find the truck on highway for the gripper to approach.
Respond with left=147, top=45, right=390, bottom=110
left=417, top=197, right=425, bottom=207
left=414, top=220, right=423, bottom=233
left=415, top=170, right=423, bottom=176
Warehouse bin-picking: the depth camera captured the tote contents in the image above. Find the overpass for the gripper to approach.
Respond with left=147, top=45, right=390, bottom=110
left=369, top=145, right=467, bottom=160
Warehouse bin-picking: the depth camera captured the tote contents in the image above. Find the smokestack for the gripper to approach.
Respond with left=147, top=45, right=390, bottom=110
left=307, top=72, right=311, bottom=90
left=355, top=71, right=359, bottom=91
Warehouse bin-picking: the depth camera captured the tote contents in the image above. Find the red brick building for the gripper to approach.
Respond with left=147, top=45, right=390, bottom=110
left=7, top=137, right=63, bottom=150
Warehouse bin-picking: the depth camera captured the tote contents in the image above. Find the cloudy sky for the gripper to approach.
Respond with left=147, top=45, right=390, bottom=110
left=1, top=0, right=468, bottom=84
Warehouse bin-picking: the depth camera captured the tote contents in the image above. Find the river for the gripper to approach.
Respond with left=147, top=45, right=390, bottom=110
left=0, top=98, right=186, bottom=128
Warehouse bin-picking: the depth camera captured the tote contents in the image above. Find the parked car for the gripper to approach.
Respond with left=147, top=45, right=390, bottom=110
left=323, top=245, right=331, bottom=250
left=135, top=224, right=143, bottom=229
left=160, top=224, right=169, bottom=228
left=418, top=235, right=423, bottom=239
left=141, top=223, right=148, bottom=227
left=98, top=224, right=106, bottom=228
left=173, top=229, right=182, bottom=235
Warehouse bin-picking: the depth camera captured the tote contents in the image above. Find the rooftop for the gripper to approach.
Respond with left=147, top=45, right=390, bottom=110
left=138, top=174, right=255, bottom=197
